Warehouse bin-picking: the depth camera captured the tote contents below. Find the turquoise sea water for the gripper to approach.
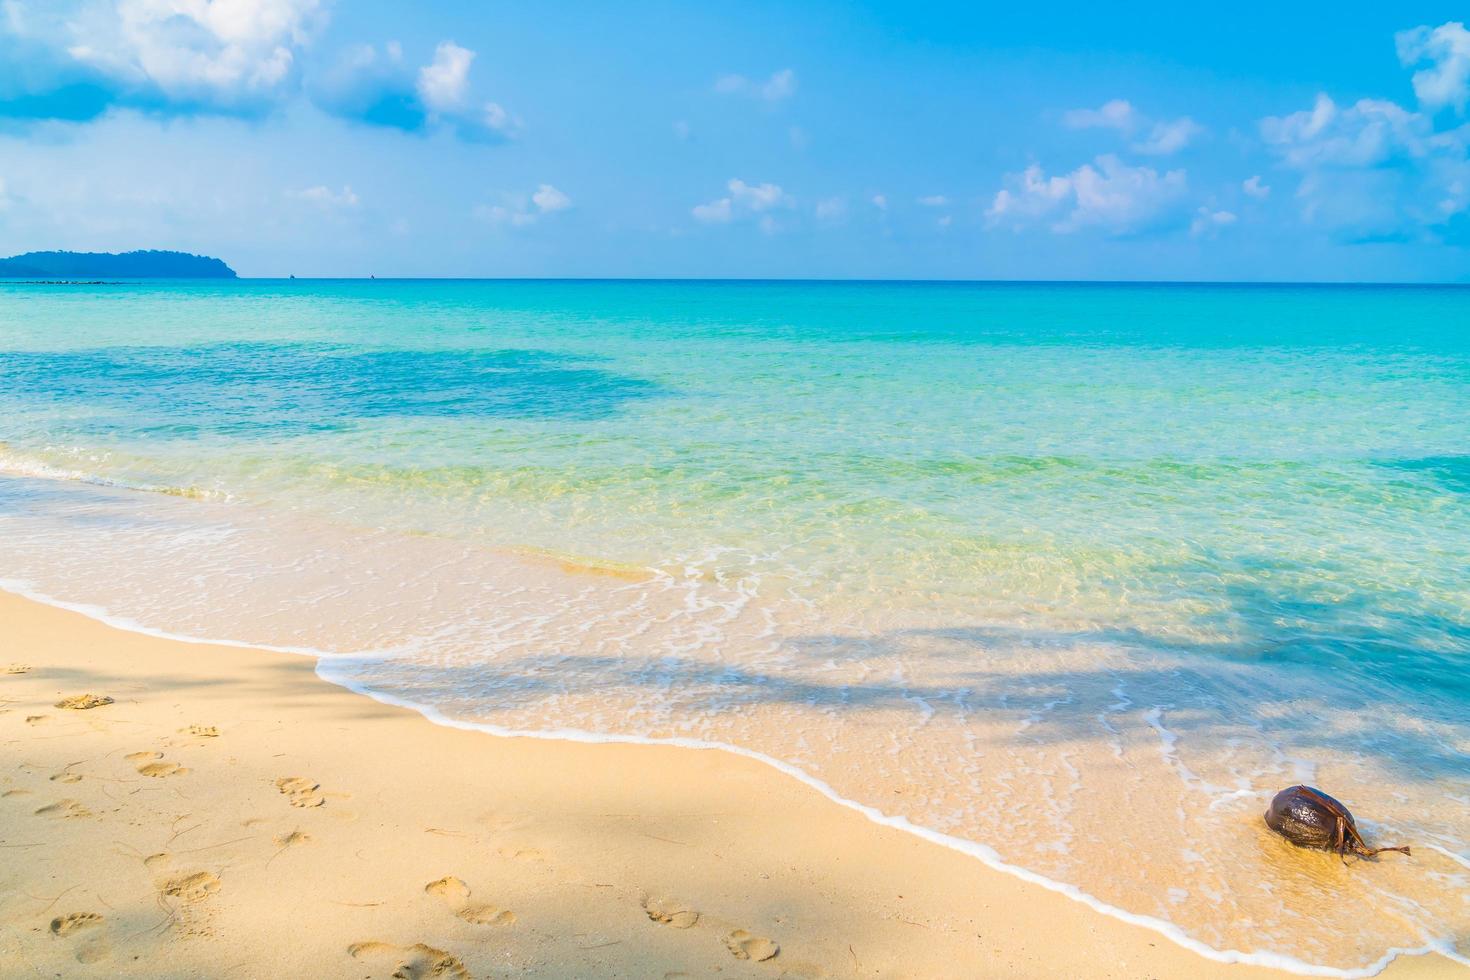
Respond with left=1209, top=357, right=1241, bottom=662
left=1, top=280, right=1467, bottom=972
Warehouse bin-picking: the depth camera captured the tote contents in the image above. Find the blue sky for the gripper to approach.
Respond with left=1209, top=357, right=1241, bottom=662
left=2, top=1, right=1469, bottom=280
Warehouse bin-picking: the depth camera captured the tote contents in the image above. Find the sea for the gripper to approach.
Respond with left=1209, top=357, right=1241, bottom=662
left=0, top=279, right=1466, bottom=974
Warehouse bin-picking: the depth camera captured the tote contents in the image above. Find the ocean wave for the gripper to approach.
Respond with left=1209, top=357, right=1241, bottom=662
left=0, top=443, right=230, bottom=502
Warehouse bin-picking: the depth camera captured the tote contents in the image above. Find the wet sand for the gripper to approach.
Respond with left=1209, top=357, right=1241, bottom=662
left=0, top=589, right=1457, bottom=978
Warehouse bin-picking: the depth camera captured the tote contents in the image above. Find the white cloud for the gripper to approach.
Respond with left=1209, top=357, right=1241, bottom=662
left=295, top=184, right=359, bottom=209
left=988, top=166, right=1071, bottom=223
left=2, top=1, right=25, bottom=34
left=482, top=102, right=512, bottom=132
left=0, top=2, right=787, bottom=152
left=693, top=178, right=792, bottom=225
left=985, top=155, right=1189, bottom=235
left=762, top=68, right=796, bottom=100
left=417, top=41, right=473, bottom=112
left=917, top=194, right=949, bottom=207
left=814, top=196, right=846, bottom=221
left=531, top=183, right=571, bottom=213
left=937, top=214, right=953, bottom=228
left=0, top=174, right=10, bottom=210
left=85, top=0, right=316, bottom=98
left=691, top=198, right=733, bottom=223
left=308, top=39, right=518, bottom=140
left=477, top=204, right=536, bottom=227
left=56, top=0, right=324, bottom=108
left=1243, top=175, right=1271, bottom=199
left=729, top=179, right=787, bottom=211
left=476, top=183, right=573, bottom=227
left=1190, top=207, right=1236, bottom=236
left=1062, top=99, right=1138, bottom=132
left=672, top=119, right=690, bottom=141
left=1397, top=22, right=1470, bottom=113
left=339, top=40, right=397, bottom=72
left=870, top=193, right=888, bottom=210
left=714, top=68, right=797, bottom=101
left=1259, top=92, right=1470, bottom=239
left=1260, top=94, right=1433, bottom=169
left=1133, top=116, right=1204, bottom=155
left=1062, top=99, right=1202, bottom=155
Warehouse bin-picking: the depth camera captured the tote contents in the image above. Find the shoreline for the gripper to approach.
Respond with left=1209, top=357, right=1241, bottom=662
left=0, top=587, right=1460, bottom=978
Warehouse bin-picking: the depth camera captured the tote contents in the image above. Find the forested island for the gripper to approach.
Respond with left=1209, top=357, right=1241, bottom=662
left=0, top=250, right=236, bottom=279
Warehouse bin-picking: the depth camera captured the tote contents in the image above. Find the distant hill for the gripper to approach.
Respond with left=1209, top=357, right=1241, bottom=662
left=0, top=250, right=237, bottom=279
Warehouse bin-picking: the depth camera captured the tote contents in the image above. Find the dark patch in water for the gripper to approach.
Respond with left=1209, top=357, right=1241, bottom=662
left=1378, top=455, right=1470, bottom=495
left=0, top=343, right=661, bottom=435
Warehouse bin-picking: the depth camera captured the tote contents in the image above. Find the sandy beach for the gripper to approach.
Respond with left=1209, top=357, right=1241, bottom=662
left=0, top=588, right=1456, bottom=978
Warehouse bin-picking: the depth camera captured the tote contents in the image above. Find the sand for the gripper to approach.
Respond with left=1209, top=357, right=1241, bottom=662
left=0, top=589, right=1459, bottom=978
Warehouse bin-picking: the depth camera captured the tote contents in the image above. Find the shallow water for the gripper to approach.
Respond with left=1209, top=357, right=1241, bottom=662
left=0, top=280, right=1466, bottom=972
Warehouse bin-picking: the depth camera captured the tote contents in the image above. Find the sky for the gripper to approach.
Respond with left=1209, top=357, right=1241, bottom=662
left=2, top=1, right=1470, bottom=280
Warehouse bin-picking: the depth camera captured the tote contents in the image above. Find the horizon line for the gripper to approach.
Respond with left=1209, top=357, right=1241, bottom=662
left=14, top=275, right=1468, bottom=288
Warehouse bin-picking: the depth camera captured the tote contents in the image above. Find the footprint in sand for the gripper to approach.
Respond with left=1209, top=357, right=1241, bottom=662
left=50, top=912, right=110, bottom=964
left=3, top=664, right=30, bottom=674
left=50, top=771, right=83, bottom=783
left=458, top=904, right=517, bottom=926
left=128, top=751, right=188, bottom=778
left=161, top=871, right=221, bottom=903
left=50, top=912, right=104, bottom=936
left=642, top=895, right=700, bottom=929
left=424, top=876, right=517, bottom=926
left=274, top=829, right=312, bottom=849
left=348, top=940, right=469, bottom=980
left=724, top=929, right=780, bottom=963
left=266, top=830, right=312, bottom=868
left=182, top=724, right=220, bottom=738
left=35, top=799, right=91, bottom=819
left=158, top=871, right=221, bottom=938
left=275, top=776, right=326, bottom=808
left=2, top=788, right=33, bottom=798
left=75, top=939, right=110, bottom=964
left=25, top=714, right=49, bottom=725
left=499, top=845, right=546, bottom=862
left=144, top=853, right=172, bottom=870
left=424, top=876, right=471, bottom=903
left=55, top=694, right=113, bottom=710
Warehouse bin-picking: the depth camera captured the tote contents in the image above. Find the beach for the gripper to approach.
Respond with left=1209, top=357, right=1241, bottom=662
left=1, top=280, right=1467, bottom=974
left=0, top=588, right=1457, bottom=978
left=5, top=0, right=1470, bottom=972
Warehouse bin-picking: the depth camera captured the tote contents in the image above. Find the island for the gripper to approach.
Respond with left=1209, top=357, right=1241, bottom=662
left=0, top=250, right=236, bottom=279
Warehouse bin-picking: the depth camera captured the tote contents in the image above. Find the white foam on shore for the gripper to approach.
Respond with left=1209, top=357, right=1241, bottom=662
left=0, top=577, right=384, bottom=661
left=0, top=449, right=230, bottom=501
left=3, top=579, right=1464, bottom=979
left=1424, top=843, right=1470, bottom=871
